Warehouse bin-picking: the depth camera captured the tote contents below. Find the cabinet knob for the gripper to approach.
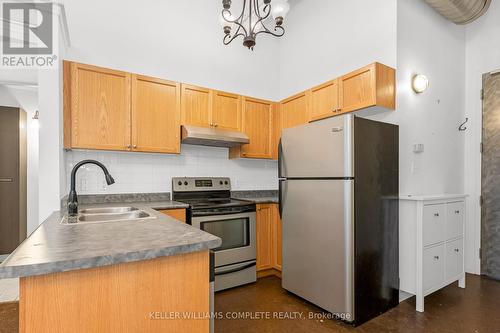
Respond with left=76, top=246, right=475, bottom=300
left=434, top=255, right=440, bottom=260
left=127, top=145, right=132, bottom=150
left=210, top=123, right=214, bottom=127
left=434, top=213, right=440, bottom=217
left=133, top=145, right=137, bottom=149
left=455, top=210, right=460, bottom=214
left=454, top=248, right=460, bottom=252
left=214, top=123, right=218, bottom=127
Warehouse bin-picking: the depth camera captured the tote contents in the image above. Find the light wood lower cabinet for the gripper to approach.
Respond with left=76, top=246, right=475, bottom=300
left=19, top=251, right=209, bottom=333
left=256, top=204, right=281, bottom=276
left=131, top=75, right=181, bottom=153
left=158, top=208, right=186, bottom=223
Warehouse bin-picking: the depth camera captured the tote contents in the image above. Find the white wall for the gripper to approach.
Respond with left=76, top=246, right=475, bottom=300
left=278, top=0, right=398, bottom=98
left=361, top=0, right=465, bottom=196
left=62, top=0, right=280, bottom=101
left=0, top=86, right=39, bottom=234
left=66, top=147, right=278, bottom=195
left=464, top=0, right=500, bottom=274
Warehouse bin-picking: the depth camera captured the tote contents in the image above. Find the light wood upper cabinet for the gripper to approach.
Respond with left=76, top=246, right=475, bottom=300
left=131, top=75, right=180, bottom=154
left=211, top=90, right=241, bottom=131
left=65, top=62, right=131, bottom=151
left=339, top=62, right=395, bottom=113
left=280, top=91, right=308, bottom=130
left=271, top=103, right=281, bottom=160
left=180, top=84, right=212, bottom=127
left=231, top=97, right=273, bottom=159
left=307, top=79, right=340, bottom=122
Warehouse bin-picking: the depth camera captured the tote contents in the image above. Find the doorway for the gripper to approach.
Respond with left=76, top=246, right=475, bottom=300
left=481, top=71, right=500, bottom=280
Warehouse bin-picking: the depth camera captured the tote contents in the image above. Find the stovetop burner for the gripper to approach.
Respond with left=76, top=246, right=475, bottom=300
left=171, top=177, right=256, bottom=215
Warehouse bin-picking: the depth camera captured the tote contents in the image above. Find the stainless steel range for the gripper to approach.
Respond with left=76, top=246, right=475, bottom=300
left=172, top=177, right=257, bottom=292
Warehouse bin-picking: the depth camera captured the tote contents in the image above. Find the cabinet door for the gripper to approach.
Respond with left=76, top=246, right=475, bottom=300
left=272, top=204, right=282, bottom=271
left=131, top=75, right=180, bottom=154
left=446, top=201, right=464, bottom=240
left=445, top=238, right=463, bottom=280
left=211, top=90, right=241, bottom=131
left=240, top=97, right=272, bottom=159
left=307, top=79, right=340, bottom=122
left=158, top=209, right=186, bottom=223
left=70, top=62, right=131, bottom=150
left=423, top=204, right=446, bottom=247
left=181, top=84, right=211, bottom=127
left=271, top=103, right=281, bottom=160
left=339, top=64, right=376, bottom=113
left=423, top=244, right=445, bottom=292
left=256, top=204, right=273, bottom=271
left=281, top=92, right=308, bottom=130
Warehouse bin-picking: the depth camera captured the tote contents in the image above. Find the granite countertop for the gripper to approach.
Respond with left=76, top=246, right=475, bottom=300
left=231, top=190, right=279, bottom=204
left=0, top=200, right=221, bottom=279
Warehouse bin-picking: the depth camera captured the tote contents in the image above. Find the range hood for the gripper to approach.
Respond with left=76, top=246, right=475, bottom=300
left=181, top=125, right=250, bottom=148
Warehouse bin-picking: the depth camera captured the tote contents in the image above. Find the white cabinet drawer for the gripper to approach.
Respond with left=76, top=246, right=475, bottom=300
left=446, top=201, right=464, bottom=240
left=445, top=238, right=463, bottom=280
left=423, top=244, right=444, bottom=291
left=423, top=204, right=445, bottom=246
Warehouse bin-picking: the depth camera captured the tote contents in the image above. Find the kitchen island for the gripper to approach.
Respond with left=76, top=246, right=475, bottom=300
left=0, top=201, right=221, bottom=333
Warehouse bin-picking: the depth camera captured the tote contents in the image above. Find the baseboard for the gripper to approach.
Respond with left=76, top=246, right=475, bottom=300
left=257, top=268, right=281, bottom=279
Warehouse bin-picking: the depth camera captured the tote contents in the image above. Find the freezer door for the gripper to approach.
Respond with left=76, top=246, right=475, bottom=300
left=279, top=115, right=353, bottom=178
left=281, top=179, right=354, bottom=321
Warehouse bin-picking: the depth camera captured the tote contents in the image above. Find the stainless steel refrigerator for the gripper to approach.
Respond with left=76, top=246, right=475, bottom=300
left=279, top=114, right=399, bottom=325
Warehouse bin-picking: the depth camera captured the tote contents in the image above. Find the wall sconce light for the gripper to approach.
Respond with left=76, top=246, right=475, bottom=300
left=412, top=74, right=429, bottom=93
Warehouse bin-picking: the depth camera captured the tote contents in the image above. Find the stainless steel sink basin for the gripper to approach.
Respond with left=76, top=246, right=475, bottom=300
left=79, top=206, right=138, bottom=214
left=61, top=207, right=156, bottom=224
left=77, top=211, right=152, bottom=223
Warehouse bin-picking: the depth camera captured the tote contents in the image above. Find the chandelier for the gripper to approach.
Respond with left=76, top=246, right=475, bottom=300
left=220, top=0, right=290, bottom=50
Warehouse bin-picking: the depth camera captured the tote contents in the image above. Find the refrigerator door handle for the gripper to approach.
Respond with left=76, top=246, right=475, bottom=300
left=278, top=139, right=283, bottom=179
left=278, top=179, right=285, bottom=219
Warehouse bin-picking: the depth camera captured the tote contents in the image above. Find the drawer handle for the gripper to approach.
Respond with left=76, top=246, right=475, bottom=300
left=434, top=255, right=440, bottom=260
left=434, top=213, right=440, bottom=217
left=455, top=210, right=460, bottom=214
left=454, top=248, right=460, bottom=252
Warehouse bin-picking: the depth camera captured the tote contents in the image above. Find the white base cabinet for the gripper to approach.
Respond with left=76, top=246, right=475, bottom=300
left=399, top=194, right=467, bottom=312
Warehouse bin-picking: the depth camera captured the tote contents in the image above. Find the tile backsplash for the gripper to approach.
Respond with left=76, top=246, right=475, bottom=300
left=65, top=145, right=278, bottom=194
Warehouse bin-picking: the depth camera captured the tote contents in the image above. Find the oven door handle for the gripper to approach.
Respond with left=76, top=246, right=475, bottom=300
left=214, top=262, right=256, bottom=276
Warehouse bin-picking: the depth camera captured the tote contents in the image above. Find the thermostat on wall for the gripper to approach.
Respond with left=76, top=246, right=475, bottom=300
left=413, top=144, right=424, bottom=153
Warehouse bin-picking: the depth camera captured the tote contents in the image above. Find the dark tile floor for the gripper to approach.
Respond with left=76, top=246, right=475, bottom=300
left=215, top=274, right=500, bottom=333
left=1, top=274, right=499, bottom=332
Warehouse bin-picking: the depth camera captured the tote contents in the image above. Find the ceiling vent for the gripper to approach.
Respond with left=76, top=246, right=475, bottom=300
left=424, top=0, right=491, bottom=24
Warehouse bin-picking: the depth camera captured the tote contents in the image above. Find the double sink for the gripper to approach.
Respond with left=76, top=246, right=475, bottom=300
left=62, top=206, right=156, bottom=224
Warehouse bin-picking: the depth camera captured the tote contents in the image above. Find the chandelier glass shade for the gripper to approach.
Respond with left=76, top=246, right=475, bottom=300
left=220, top=0, right=290, bottom=50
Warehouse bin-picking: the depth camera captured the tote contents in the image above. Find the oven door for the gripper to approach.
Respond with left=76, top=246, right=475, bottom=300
left=192, top=212, right=256, bottom=267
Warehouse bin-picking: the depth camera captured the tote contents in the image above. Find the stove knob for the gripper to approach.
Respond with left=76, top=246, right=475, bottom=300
left=177, top=181, right=182, bottom=186
left=219, top=181, right=223, bottom=185
left=224, top=181, right=229, bottom=185
left=184, top=181, right=188, bottom=186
